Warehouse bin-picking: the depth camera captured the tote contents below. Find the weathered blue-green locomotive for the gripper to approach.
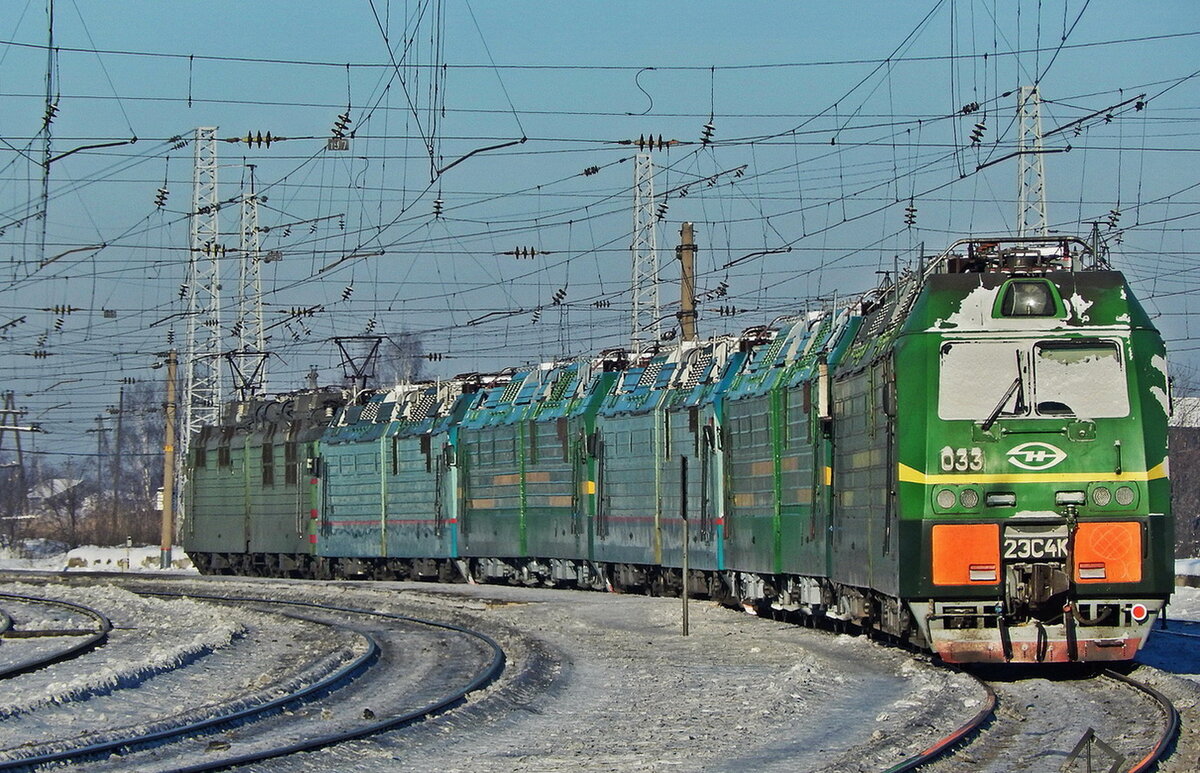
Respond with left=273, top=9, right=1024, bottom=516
left=183, top=236, right=1173, bottom=664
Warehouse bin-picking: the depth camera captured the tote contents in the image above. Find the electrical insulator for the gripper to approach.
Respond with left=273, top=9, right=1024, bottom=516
left=154, top=187, right=169, bottom=209
left=167, top=329, right=175, bottom=345
left=178, top=284, right=188, bottom=299
left=961, top=102, right=980, bottom=115
left=656, top=202, right=669, bottom=220
left=31, top=350, right=50, bottom=359
left=43, top=102, right=59, bottom=126
left=1107, top=209, right=1121, bottom=229
left=309, top=222, right=318, bottom=234
left=592, top=300, right=611, bottom=309
left=583, top=166, right=600, bottom=176
left=121, top=377, right=137, bottom=385
left=426, top=352, right=444, bottom=362
left=241, top=131, right=275, bottom=148
left=331, top=112, right=352, bottom=139
left=282, top=226, right=291, bottom=237
left=718, top=306, right=738, bottom=317
left=701, top=121, right=715, bottom=145
left=904, top=204, right=918, bottom=227
left=531, top=309, right=541, bottom=324
left=552, top=288, right=567, bottom=305
left=338, top=216, right=345, bottom=230
left=635, top=134, right=670, bottom=152
left=364, top=318, right=377, bottom=333
left=970, top=121, right=986, bottom=144
left=433, top=198, right=444, bottom=218
left=678, top=186, right=689, bottom=198
left=341, top=285, right=354, bottom=301
left=53, top=317, right=64, bottom=331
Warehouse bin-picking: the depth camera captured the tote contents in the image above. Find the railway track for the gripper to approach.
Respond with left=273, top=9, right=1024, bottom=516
left=917, top=666, right=1179, bottom=773
left=0, top=591, right=112, bottom=680
left=0, top=582, right=505, bottom=772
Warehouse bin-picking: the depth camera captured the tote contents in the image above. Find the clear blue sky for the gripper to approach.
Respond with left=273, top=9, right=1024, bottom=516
left=1, top=1, right=1198, bottom=460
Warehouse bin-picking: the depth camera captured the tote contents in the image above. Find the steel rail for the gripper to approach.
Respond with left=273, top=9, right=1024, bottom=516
left=0, top=592, right=111, bottom=680
left=881, top=669, right=997, bottom=773
left=141, top=589, right=507, bottom=773
left=1102, top=669, right=1180, bottom=773
left=0, top=606, right=380, bottom=772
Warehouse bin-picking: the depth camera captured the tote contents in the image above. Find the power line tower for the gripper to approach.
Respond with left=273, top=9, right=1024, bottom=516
left=233, top=166, right=267, bottom=399
left=630, top=153, right=661, bottom=353
left=183, top=127, right=223, bottom=465
left=1016, top=85, right=1048, bottom=237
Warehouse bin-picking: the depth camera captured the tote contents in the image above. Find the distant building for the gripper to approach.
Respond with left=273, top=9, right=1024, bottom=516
left=28, top=478, right=83, bottom=505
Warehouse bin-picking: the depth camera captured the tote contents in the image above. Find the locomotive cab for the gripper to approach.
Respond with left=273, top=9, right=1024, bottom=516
left=898, top=237, right=1172, bottom=663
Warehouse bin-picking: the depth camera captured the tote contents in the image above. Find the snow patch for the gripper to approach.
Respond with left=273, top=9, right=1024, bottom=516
left=1067, top=292, right=1093, bottom=323
left=932, top=284, right=996, bottom=329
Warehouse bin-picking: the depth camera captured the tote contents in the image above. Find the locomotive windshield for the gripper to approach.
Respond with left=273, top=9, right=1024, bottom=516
left=938, top=339, right=1128, bottom=421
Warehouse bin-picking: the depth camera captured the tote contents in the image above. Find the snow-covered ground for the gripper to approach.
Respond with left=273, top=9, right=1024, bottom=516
left=0, top=541, right=195, bottom=573
left=1176, top=558, right=1200, bottom=577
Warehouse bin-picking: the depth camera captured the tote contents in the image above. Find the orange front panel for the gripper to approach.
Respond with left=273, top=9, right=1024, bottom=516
left=932, top=523, right=1001, bottom=586
left=1074, top=521, right=1142, bottom=584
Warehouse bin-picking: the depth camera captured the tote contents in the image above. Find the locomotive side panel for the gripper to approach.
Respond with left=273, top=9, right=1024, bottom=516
left=593, top=414, right=660, bottom=566
left=460, top=424, right=526, bottom=558
left=657, top=408, right=721, bottom=572
left=184, top=434, right=250, bottom=557
left=523, top=419, right=586, bottom=560
left=723, top=393, right=781, bottom=575
left=829, top=361, right=899, bottom=596
left=319, top=443, right=384, bottom=557
left=384, top=433, right=454, bottom=558
left=777, top=383, right=828, bottom=578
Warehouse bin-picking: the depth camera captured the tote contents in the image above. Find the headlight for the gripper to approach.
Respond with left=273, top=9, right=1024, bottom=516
left=1115, top=486, right=1135, bottom=506
left=959, top=489, right=980, bottom=509
left=1091, top=487, right=1112, bottom=507
left=936, top=489, right=956, bottom=509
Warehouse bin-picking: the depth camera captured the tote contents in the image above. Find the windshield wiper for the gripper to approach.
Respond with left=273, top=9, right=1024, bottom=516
left=981, top=353, right=1025, bottom=432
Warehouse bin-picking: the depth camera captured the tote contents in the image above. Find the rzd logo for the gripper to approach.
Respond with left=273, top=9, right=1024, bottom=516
left=1006, top=442, right=1067, bottom=471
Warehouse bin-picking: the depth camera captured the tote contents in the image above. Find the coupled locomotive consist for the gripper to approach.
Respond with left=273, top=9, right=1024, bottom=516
left=183, top=236, right=1173, bottom=664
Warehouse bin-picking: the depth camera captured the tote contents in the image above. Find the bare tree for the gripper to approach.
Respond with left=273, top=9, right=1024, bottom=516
left=373, top=332, right=426, bottom=387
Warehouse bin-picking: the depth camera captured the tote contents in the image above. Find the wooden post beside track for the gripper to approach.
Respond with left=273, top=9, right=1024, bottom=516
left=160, top=349, right=177, bottom=570
left=681, top=455, right=689, bottom=636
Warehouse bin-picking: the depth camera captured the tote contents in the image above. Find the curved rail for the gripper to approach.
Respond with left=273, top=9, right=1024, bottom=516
left=882, top=669, right=997, bottom=773
left=0, top=592, right=111, bottom=680
left=144, top=590, right=506, bottom=773
left=0, top=608, right=381, bottom=772
left=1102, top=669, right=1179, bottom=773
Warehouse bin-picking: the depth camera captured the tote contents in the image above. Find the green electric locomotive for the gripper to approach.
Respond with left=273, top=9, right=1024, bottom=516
left=182, top=235, right=1172, bottom=665
left=889, top=236, right=1171, bottom=662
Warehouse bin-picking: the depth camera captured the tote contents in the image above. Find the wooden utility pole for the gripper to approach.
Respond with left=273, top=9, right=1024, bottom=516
left=109, top=384, right=124, bottom=535
left=160, top=350, right=177, bottom=569
left=676, top=222, right=698, bottom=342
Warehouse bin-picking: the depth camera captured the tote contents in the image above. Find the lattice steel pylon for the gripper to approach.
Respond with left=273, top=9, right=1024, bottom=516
left=630, top=153, right=661, bottom=353
left=1016, top=86, right=1048, bottom=237
left=234, top=168, right=267, bottom=398
left=183, top=127, right=223, bottom=462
